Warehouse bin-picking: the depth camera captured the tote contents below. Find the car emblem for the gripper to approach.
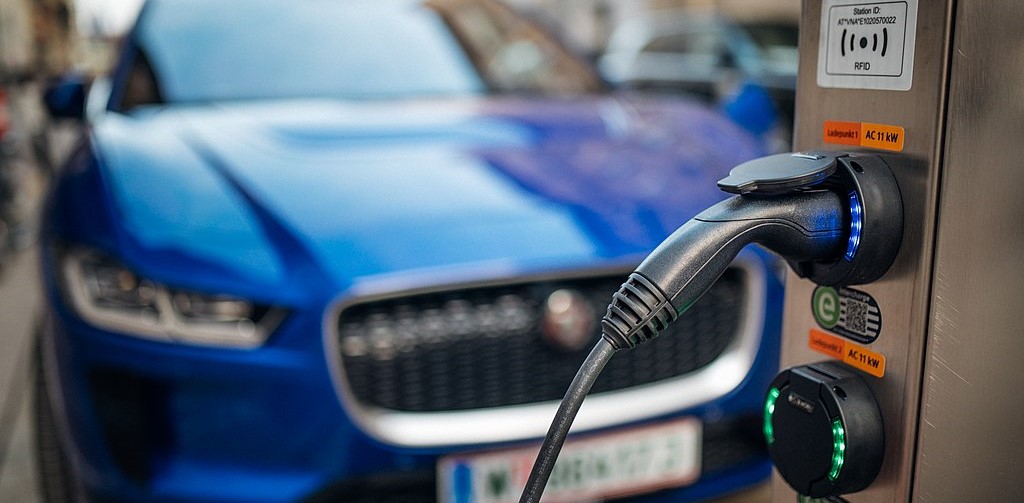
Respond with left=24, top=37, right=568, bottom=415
left=541, top=289, right=596, bottom=352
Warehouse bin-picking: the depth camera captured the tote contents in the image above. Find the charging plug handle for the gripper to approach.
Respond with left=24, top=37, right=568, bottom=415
left=602, top=190, right=845, bottom=349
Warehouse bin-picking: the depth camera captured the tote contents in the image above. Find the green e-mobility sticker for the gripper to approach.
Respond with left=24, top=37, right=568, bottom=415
left=812, top=285, right=882, bottom=344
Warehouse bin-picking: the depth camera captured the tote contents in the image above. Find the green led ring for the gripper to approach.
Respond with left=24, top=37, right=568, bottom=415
left=828, top=418, right=847, bottom=480
left=763, top=387, right=781, bottom=445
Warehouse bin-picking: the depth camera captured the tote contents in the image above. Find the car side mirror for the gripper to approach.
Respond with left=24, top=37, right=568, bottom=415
left=721, top=80, right=778, bottom=136
left=44, top=75, right=89, bottom=120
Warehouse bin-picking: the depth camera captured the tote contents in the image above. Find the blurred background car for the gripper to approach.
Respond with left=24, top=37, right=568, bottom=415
left=598, top=10, right=798, bottom=139
left=0, top=0, right=79, bottom=273
left=0, top=73, right=39, bottom=269
left=32, top=0, right=784, bottom=502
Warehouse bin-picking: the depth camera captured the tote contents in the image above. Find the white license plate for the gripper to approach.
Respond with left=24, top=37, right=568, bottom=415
left=437, top=418, right=701, bottom=503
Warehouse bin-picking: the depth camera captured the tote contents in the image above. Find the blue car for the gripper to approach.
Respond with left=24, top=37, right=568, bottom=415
left=36, top=0, right=782, bottom=502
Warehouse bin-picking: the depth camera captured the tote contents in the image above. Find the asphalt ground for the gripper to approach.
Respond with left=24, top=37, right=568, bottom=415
left=0, top=246, right=43, bottom=502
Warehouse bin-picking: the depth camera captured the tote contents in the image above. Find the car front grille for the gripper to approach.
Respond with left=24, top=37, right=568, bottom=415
left=332, top=267, right=747, bottom=413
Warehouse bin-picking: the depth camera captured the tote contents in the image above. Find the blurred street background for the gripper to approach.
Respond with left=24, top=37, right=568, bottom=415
left=1, top=0, right=796, bottom=501
left=0, top=246, right=43, bottom=502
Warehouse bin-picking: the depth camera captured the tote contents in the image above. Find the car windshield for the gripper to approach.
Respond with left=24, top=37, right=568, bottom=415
left=130, top=0, right=602, bottom=105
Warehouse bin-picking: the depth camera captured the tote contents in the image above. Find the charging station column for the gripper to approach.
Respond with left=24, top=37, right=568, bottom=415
left=776, top=0, right=951, bottom=501
left=778, top=0, right=1024, bottom=500
left=911, top=2, right=1024, bottom=501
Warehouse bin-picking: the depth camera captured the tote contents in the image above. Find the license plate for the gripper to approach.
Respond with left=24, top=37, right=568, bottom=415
left=438, top=418, right=701, bottom=503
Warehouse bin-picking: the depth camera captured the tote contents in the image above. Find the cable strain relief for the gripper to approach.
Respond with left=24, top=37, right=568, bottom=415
left=600, top=272, right=678, bottom=350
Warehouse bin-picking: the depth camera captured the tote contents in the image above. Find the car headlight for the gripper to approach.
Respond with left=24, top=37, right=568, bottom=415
left=60, top=249, right=286, bottom=348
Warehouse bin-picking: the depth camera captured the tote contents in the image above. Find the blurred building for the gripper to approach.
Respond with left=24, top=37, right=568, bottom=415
left=31, top=0, right=77, bottom=75
left=1, top=0, right=34, bottom=75
left=1, top=0, right=77, bottom=79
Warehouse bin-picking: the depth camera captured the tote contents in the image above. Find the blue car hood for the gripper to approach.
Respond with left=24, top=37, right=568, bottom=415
left=91, top=96, right=763, bottom=299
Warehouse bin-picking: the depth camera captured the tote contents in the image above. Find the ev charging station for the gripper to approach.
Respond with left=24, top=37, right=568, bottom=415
left=771, top=0, right=1024, bottom=500
left=521, top=1, right=1024, bottom=502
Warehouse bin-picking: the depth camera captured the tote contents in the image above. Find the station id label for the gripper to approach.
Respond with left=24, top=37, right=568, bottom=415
left=817, top=0, right=918, bottom=90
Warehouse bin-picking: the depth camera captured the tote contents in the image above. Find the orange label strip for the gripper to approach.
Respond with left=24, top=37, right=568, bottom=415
left=824, top=120, right=905, bottom=152
left=809, top=329, right=886, bottom=378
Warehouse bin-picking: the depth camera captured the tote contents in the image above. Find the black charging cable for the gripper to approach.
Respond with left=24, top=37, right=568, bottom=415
left=519, top=338, right=616, bottom=503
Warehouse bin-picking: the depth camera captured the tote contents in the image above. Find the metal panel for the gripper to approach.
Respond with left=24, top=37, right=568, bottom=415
left=913, top=1, right=1024, bottom=500
left=774, top=1, right=954, bottom=501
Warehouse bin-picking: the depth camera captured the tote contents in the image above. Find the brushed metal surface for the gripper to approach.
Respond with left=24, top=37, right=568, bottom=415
left=913, top=1, right=1024, bottom=500
left=773, top=1, right=954, bottom=501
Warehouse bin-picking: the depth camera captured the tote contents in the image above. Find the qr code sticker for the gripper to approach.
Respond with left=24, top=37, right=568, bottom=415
left=842, top=299, right=869, bottom=335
